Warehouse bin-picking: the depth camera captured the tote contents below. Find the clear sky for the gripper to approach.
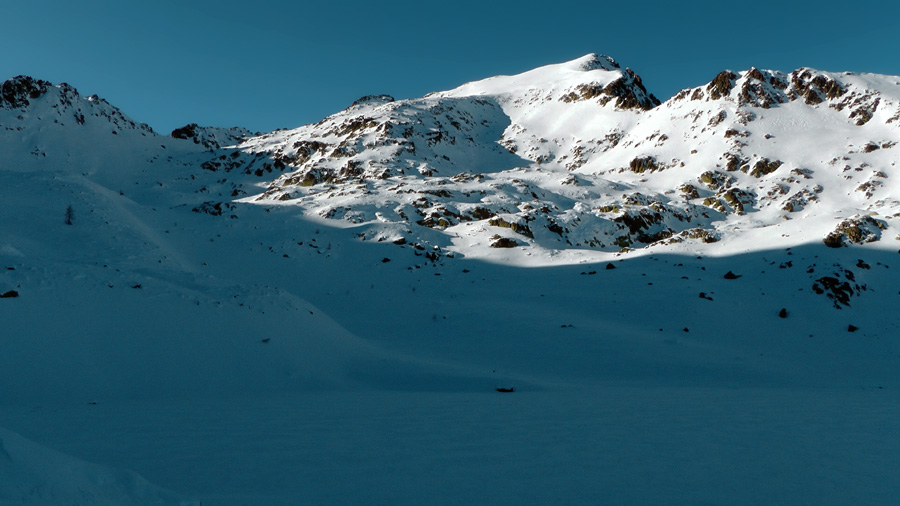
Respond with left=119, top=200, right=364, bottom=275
left=5, top=0, right=898, bottom=134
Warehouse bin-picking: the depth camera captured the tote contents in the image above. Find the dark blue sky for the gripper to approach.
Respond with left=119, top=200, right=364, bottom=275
left=6, top=0, right=898, bottom=134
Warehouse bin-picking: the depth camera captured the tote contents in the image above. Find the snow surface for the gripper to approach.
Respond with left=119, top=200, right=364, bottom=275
left=1, top=57, right=899, bottom=505
left=0, top=426, right=195, bottom=506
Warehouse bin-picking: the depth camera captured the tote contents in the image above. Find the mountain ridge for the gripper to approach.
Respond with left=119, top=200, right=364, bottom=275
left=3, top=55, right=897, bottom=262
left=191, top=55, right=897, bottom=262
left=1, top=54, right=898, bottom=276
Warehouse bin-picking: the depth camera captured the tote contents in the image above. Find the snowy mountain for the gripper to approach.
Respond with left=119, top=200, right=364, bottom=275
left=1, top=76, right=154, bottom=135
left=8, top=55, right=895, bottom=264
left=228, top=54, right=899, bottom=261
left=1, top=56, right=899, bottom=505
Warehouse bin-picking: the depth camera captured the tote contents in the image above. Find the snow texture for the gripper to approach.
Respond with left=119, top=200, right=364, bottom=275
left=0, top=426, right=195, bottom=505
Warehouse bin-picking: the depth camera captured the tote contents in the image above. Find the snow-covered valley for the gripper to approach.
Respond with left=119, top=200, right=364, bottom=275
left=1, top=56, right=899, bottom=505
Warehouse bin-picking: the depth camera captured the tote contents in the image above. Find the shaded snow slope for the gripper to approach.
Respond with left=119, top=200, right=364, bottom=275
left=5, top=388, right=899, bottom=506
left=0, top=79, right=500, bottom=403
left=0, top=426, right=195, bottom=506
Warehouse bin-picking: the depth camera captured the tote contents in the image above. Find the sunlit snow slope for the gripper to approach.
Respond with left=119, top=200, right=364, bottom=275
left=232, top=54, right=900, bottom=262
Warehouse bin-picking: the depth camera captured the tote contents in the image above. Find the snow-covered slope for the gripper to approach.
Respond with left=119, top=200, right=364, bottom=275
left=0, top=426, right=196, bottom=506
left=0, top=77, right=493, bottom=404
left=579, top=65, right=900, bottom=251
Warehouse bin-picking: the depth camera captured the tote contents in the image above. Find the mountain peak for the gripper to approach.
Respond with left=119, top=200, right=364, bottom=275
left=171, top=123, right=253, bottom=150
left=0, top=75, right=156, bottom=162
left=0, top=75, right=53, bottom=109
left=436, top=53, right=656, bottom=111
left=350, top=94, right=395, bottom=108
left=571, top=53, right=621, bottom=72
